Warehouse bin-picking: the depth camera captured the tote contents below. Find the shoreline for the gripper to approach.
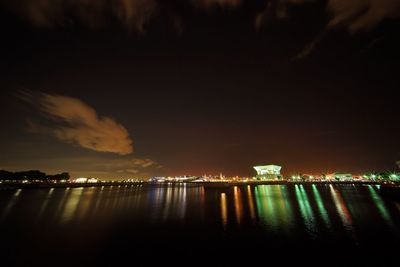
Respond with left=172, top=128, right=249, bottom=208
left=0, top=180, right=386, bottom=190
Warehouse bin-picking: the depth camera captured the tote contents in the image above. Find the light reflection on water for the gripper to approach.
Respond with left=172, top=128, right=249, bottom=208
left=36, top=188, right=54, bottom=221
left=367, top=185, right=398, bottom=233
left=312, top=184, right=331, bottom=229
left=220, top=193, right=228, bottom=228
left=329, top=184, right=353, bottom=230
left=0, top=189, right=22, bottom=221
left=233, top=186, right=243, bottom=225
left=61, top=187, right=84, bottom=223
left=246, top=185, right=256, bottom=222
left=295, top=184, right=317, bottom=237
left=255, top=185, right=294, bottom=232
left=0, top=184, right=399, bottom=244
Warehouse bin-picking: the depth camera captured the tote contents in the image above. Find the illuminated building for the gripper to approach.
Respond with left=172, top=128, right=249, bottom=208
left=75, top=178, right=88, bottom=183
left=149, top=177, right=166, bottom=182
left=333, top=173, right=353, bottom=181
left=149, top=176, right=199, bottom=183
left=253, top=165, right=282, bottom=180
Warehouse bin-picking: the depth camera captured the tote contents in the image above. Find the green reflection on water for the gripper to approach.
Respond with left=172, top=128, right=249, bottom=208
left=295, top=185, right=317, bottom=237
left=312, top=184, right=331, bottom=229
left=367, top=185, right=397, bottom=232
left=279, top=185, right=294, bottom=227
left=254, top=185, right=293, bottom=231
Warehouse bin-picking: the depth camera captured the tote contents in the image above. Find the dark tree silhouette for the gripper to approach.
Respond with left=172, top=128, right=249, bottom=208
left=0, top=170, right=70, bottom=181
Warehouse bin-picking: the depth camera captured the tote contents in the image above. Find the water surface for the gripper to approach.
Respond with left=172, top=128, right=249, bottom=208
left=1, top=184, right=399, bottom=266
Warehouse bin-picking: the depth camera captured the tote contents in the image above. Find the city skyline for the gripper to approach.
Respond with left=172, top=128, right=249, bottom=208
left=0, top=1, right=399, bottom=179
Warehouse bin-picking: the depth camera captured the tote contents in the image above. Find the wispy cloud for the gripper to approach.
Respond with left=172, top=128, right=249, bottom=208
left=96, top=157, right=159, bottom=170
left=326, top=0, right=400, bottom=33
left=256, top=0, right=400, bottom=33
left=22, top=92, right=133, bottom=155
left=3, top=0, right=399, bottom=34
left=293, top=32, right=325, bottom=60
left=3, top=1, right=399, bottom=59
left=2, top=0, right=158, bottom=32
left=255, top=0, right=400, bottom=59
left=114, top=158, right=160, bottom=174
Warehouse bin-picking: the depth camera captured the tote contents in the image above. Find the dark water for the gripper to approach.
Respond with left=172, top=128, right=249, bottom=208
left=1, top=184, right=400, bottom=266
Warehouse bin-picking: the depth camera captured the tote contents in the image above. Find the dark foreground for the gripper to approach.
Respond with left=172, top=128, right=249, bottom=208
left=0, top=184, right=399, bottom=266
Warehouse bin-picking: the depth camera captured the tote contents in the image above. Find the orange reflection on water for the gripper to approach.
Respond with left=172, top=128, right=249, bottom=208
left=233, top=186, right=243, bottom=225
left=162, top=185, right=173, bottom=221
left=329, top=185, right=353, bottom=229
left=54, top=188, right=70, bottom=220
left=61, top=187, right=84, bottom=223
left=220, top=193, right=228, bottom=228
left=199, top=186, right=205, bottom=218
left=178, top=184, right=187, bottom=220
left=1, top=189, right=22, bottom=221
left=247, top=185, right=256, bottom=222
left=36, top=188, right=54, bottom=221
left=76, top=188, right=96, bottom=220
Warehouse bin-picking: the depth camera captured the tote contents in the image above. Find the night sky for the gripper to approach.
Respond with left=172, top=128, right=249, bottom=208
left=0, top=0, right=399, bottom=179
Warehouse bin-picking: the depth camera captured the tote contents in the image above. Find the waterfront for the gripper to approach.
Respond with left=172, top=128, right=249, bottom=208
left=1, top=184, right=400, bottom=266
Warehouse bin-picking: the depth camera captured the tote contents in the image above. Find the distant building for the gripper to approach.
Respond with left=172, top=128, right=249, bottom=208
left=149, top=177, right=166, bottom=182
left=253, top=165, right=282, bottom=180
left=149, top=176, right=198, bottom=183
left=75, top=177, right=88, bottom=183
left=333, top=173, right=353, bottom=181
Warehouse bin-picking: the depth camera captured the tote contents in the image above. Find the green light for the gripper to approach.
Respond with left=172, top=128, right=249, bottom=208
left=279, top=185, right=294, bottom=227
left=255, top=185, right=293, bottom=230
left=367, top=185, right=396, bottom=230
left=295, top=185, right=316, bottom=237
left=312, top=184, right=331, bottom=229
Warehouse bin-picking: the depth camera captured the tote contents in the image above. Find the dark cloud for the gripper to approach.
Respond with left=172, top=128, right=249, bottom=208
left=193, top=0, right=242, bottom=8
left=22, top=92, right=134, bottom=155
